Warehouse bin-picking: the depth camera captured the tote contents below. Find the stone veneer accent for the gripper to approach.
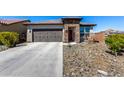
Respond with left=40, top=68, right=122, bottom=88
left=63, top=24, right=80, bottom=43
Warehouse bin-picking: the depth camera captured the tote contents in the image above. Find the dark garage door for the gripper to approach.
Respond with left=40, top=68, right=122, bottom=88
left=33, top=29, right=62, bottom=42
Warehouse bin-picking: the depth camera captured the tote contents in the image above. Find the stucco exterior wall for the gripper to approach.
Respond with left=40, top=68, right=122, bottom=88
left=29, top=24, right=63, bottom=29
left=0, top=22, right=27, bottom=34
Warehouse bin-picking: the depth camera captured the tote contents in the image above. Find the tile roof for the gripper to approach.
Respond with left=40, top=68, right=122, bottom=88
left=62, top=16, right=82, bottom=19
left=39, top=19, right=63, bottom=24
left=24, top=19, right=63, bottom=25
left=24, top=19, right=96, bottom=26
left=0, top=19, right=30, bottom=25
left=80, top=22, right=96, bottom=26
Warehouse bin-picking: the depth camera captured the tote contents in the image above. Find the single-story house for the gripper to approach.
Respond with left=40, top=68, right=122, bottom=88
left=25, top=17, right=96, bottom=43
left=0, top=19, right=30, bottom=42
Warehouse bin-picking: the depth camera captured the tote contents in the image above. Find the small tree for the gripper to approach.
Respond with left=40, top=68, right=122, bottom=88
left=0, top=32, right=19, bottom=47
left=105, top=34, right=124, bottom=56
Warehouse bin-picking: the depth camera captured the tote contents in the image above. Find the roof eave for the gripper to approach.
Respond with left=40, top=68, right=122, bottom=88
left=80, top=24, right=97, bottom=26
left=62, top=17, right=82, bottom=21
left=24, top=23, right=63, bottom=25
left=0, top=20, right=30, bottom=25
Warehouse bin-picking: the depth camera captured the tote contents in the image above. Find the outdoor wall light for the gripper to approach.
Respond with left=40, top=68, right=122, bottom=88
left=28, top=29, right=32, bottom=33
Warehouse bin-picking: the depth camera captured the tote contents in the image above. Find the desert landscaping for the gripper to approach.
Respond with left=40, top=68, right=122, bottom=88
left=0, top=17, right=124, bottom=77
left=64, top=33, right=124, bottom=77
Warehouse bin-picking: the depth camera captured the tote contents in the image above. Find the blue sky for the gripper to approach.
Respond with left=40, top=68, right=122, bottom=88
left=0, top=16, right=124, bottom=32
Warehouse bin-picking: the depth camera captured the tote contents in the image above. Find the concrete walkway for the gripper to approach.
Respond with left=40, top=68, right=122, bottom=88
left=0, top=42, right=63, bottom=77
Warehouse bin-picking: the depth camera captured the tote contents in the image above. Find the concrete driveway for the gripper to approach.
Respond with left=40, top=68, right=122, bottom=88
left=0, top=42, right=63, bottom=77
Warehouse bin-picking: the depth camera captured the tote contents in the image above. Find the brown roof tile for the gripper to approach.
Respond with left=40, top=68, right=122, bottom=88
left=24, top=20, right=63, bottom=25
left=0, top=19, right=30, bottom=25
left=80, top=22, right=96, bottom=26
left=24, top=19, right=96, bottom=26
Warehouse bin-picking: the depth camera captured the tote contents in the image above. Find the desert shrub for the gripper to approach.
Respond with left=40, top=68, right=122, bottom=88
left=0, top=39, right=2, bottom=45
left=105, top=34, right=124, bottom=56
left=0, top=32, right=19, bottom=47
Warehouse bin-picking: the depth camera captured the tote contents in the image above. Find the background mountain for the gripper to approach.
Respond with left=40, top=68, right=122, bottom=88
left=101, top=29, right=124, bottom=35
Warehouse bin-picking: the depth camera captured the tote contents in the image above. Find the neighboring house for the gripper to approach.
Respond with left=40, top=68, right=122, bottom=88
left=0, top=19, right=30, bottom=42
left=25, top=17, right=96, bottom=43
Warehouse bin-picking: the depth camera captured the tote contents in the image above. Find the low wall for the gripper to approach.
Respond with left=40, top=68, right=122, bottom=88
left=88, top=32, right=105, bottom=42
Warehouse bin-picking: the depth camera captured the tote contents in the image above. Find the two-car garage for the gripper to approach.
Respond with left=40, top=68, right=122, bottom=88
left=32, top=29, right=62, bottom=42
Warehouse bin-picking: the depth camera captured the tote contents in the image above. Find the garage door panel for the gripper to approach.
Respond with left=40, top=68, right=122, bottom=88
left=33, top=31, right=62, bottom=42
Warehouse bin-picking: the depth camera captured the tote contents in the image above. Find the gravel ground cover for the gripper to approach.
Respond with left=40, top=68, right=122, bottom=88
left=64, top=42, right=124, bottom=77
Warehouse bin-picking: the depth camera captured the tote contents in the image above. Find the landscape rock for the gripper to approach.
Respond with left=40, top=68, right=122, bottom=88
left=64, top=42, right=124, bottom=77
left=97, top=70, right=108, bottom=76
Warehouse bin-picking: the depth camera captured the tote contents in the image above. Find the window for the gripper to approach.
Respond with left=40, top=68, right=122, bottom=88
left=80, top=27, right=85, bottom=34
left=80, top=26, right=91, bottom=33
left=85, top=27, right=90, bottom=32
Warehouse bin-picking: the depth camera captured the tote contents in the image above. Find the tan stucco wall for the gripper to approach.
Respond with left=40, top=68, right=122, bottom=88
left=0, top=22, right=27, bottom=34
left=29, top=24, right=63, bottom=29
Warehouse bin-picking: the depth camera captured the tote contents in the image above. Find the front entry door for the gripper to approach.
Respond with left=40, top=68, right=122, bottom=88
left=68, top=27, right=75, bottom=42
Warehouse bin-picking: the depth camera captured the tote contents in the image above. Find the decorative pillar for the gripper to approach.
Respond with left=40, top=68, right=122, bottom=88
left=63, top=24, right=69, bottom=43
left=75, top=24, right=80, bottom=43
left=27, top=28, right=32, bottom=42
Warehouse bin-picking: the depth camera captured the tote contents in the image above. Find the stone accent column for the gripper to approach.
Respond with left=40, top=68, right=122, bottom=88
left=63, top=24, right=69, bottom=43
left=63, top=24, right=80, bottom=43
left=75, top=24, right=80, bottom=43
left=27, top=28, right=32, bottom=42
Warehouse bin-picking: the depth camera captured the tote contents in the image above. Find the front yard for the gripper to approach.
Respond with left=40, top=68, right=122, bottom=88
left=64, top=42, right=124, bottom=77
left=0, top=45, right=8, bottom=52
left=0, top=32, right=19, bottom=52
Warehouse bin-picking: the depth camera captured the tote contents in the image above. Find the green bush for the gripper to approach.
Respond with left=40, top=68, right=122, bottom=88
left=0, top=32, right=19, bottom=47
left=105, top=34, right=124, bottom=56
left=0, top=39, right=2, bottom=45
